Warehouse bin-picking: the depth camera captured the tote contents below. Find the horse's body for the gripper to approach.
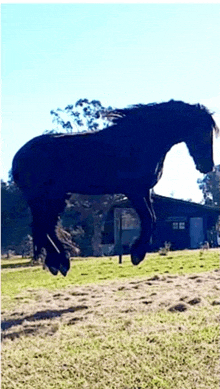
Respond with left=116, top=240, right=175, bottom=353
left=12, top=100, right=219, bottom=276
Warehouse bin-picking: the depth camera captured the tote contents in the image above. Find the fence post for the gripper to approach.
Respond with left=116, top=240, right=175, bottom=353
left=119, top=212, right=122, bottom=264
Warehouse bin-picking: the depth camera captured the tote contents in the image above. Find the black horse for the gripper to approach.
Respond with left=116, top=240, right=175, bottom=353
left=12, top=100, right=219, bottom=276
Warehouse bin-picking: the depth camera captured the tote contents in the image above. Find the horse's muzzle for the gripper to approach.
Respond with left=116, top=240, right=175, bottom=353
left=196, top=161, right=213, bottom=174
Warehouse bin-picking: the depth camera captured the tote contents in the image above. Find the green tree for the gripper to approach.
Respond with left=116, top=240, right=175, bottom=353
left=49, top=98, right=114, bottom=134
left=1, top=180, right=31, bottom=254
left=197, top=164, right=220, bottom=207
left=61, top=194, right=125, bottom=256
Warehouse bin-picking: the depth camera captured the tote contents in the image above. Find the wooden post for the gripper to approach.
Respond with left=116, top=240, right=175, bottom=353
left=119, top=211, right=122, bottom=264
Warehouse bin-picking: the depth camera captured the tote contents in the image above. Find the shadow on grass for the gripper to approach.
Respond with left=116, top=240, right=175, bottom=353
left=1, top=305, right=88, bottom=340
left=1, top=261, right=34, bottom=269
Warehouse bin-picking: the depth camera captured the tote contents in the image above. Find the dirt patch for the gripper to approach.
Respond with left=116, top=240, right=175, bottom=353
left=2, top=270, right=220, bottom=342
left=168, top=303, right=188, bottom=312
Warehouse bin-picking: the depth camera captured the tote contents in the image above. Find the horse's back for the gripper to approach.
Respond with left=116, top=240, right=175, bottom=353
left=12, top=132, right=119, bottom=198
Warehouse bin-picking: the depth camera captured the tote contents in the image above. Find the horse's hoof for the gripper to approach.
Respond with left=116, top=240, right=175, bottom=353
left=48, top=266, right=59, bottom=276
left=59, top=264, right=68, bottom=277
left=131, top=254, right=142, bottom=266
left=130, top=246, right=146, bottom=266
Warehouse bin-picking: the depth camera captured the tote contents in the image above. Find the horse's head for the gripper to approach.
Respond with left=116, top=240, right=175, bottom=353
left=186, top=127, right=214, bottom=174
left=184, top=104, right=219, bottom=174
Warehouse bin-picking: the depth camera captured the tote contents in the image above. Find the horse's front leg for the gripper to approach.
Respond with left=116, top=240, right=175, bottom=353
left=128, top=192, right=156, bottom=265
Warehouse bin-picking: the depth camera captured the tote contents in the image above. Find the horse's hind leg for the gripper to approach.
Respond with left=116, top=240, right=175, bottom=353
left=128, top=192, right=156, bottom=265
left=45, top=221, right=70, bottom=276
left=29, top=197, right=70, bottom=276
left=30, top=202, right=48, bottom=262
left=44, top=198, right=70, bottom=276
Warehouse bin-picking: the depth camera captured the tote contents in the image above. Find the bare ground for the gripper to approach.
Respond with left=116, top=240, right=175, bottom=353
left=2, top=270, right=220, bottom=342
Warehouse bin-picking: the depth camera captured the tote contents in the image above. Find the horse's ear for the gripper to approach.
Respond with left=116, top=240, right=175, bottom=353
left=209, top=114, right=220, bottom=138
left=207, top=110, right=219, bottom=138
left=214, top=122, right=220, bottom=138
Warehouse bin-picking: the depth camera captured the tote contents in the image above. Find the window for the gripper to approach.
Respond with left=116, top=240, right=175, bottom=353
left=172, top=222, right=186, bottom=230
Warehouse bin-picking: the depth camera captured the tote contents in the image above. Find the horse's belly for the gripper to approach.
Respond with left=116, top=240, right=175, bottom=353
left=57, top=149, right=117, bottom=195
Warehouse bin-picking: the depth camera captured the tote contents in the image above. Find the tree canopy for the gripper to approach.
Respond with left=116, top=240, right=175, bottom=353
left=49, top=98, right=114, bottom=133
left=198, top=164, right=220, bottom=207
left=1, top=180, right=31, bottom=253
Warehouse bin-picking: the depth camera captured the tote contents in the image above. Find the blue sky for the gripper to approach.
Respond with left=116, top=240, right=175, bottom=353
left=1, top=3, right=220, bottom=202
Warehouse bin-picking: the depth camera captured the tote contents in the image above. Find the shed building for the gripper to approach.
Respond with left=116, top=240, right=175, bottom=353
left=101, top=194, right=219, bottom=255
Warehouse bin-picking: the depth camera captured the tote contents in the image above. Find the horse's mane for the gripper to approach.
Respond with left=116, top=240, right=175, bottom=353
left=105, top=100, right=219, bottom=136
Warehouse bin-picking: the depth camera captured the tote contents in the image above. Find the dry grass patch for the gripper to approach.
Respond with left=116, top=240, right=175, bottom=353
left=2, top=250, right=219, bottom=310
left=2, top=270, right=220, bottom=389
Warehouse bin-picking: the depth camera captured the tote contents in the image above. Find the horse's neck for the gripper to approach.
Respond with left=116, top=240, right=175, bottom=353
left=102, top=111, right=188, bottom=152
left=155, top=112, right=189, bottom=149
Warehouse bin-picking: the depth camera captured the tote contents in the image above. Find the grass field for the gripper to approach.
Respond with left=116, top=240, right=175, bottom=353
left=1, top=250, right=220, bottom=389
